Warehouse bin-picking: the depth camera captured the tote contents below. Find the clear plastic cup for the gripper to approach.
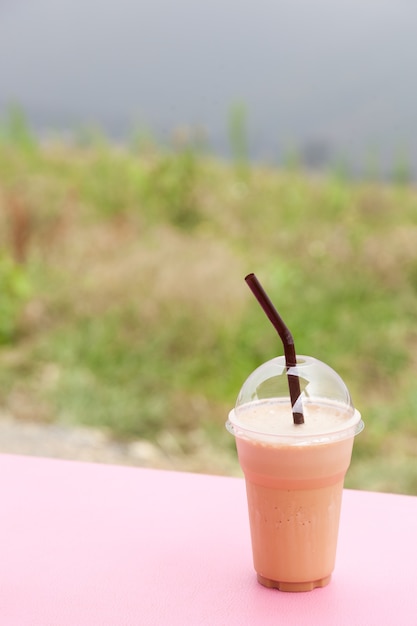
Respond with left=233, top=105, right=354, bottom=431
left=226, top=355, right=364, bottom=591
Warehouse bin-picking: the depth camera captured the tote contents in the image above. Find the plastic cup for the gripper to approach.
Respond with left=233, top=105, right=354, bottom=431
left=226, top=355, right=364, bottom=592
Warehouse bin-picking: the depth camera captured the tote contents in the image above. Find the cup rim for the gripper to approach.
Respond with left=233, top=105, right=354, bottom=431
left=226, top=399, right=364, bottom=445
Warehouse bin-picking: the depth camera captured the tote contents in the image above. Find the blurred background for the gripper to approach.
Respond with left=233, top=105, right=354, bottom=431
left=1, top=0, right=417, bottom=176
left=0, top=0, right=416, bottom=493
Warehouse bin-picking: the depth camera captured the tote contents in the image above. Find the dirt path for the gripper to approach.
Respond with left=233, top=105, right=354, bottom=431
left=0, top=412, right=240, bottom=476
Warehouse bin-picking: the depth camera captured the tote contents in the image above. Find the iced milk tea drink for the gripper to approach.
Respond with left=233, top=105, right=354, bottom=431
left=227, top=356, right=364, bottom=592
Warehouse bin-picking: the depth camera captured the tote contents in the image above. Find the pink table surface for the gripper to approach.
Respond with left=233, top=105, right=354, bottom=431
left=0, top=454, right=416, bottom=625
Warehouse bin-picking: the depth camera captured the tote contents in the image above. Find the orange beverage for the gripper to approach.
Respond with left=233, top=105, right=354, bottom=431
left=226, top=357, right=364, bottom=592
left=226, top=356, right=363, bottom=591
left=234, top=277, right=364, bottom=590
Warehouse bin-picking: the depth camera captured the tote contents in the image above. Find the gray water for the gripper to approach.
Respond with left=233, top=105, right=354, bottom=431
left=1, top=0, right=416, bottom=177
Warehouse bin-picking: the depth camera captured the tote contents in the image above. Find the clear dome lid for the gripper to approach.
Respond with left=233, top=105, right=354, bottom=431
left=227, top=355, right=363, bottom=442
left=236, top=355, right=353, bottom=410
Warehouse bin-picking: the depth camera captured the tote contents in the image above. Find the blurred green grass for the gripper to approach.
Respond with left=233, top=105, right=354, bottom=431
left=0, top=110, right=417, bottom=493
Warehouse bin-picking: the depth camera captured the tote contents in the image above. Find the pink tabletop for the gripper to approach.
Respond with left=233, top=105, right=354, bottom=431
left=0, top=454, right=416, bottom=625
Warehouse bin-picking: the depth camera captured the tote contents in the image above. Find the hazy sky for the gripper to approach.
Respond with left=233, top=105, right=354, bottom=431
left=1, top=0, right=416, bottom=169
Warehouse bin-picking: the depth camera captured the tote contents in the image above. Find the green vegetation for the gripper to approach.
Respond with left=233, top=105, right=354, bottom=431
left=1, top=110, right=417, bottom=494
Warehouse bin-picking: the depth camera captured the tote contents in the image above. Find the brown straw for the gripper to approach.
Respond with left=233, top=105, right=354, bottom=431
left=245, top=273, right=304, bottom=425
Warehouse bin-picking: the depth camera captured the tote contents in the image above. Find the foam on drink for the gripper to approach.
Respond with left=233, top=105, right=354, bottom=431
left=230, top=398, right=361, bottom=440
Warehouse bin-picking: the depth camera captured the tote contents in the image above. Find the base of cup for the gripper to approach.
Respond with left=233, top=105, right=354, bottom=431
left=257, top=573, right=331, bottom=592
